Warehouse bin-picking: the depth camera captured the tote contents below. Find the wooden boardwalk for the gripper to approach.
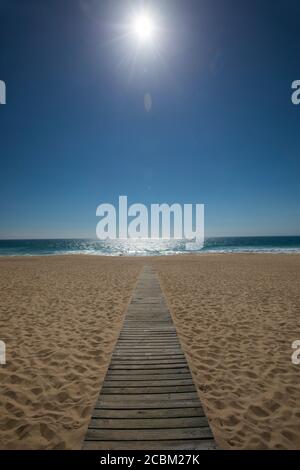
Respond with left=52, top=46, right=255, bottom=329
left=83, top=266, right=216, bottom=450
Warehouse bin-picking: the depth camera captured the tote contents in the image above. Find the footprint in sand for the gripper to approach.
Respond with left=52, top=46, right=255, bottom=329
left=248, top=405, right=269, bottom=418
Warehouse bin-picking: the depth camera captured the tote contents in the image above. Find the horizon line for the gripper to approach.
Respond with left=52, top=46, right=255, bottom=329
left=0, top=235, right=300, bottom=241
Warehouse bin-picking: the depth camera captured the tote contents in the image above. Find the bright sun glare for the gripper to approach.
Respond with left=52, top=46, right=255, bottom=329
left=132, top=12, right=155, bottom=43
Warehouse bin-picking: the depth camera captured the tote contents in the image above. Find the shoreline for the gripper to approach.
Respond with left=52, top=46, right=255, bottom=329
left=1, top=251, right=300, bottom=259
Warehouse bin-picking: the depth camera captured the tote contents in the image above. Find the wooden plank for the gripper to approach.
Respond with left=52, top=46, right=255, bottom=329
left=95, top=399, right=202, bottom=410
left=83, top=266, right=216, bottom=450
left=108, top=364, right=188, bottom=370
left=120, top=331, right=177, bottom=334
left=94, top=400, right=202, bottom=410
left=117, top=344, right=181, bottom=347
left=98, top=392, right=198, bottom=403
left=111, top=358, right=186, bottom=364
left=123, top=320, right=172, bottom=323
left=106, top=368, right=192, bottom=377
left=118, top=337, right=179, bottom=340
left=119, top=340, right=178, bottom=342
left=122, top=321, right=173, bottom=324
left=113, top=346, right=182, bottom=350
left=86, top=427, right=213, bottom=441
left=112, top=353, right=183, bottom=357
left=117, top=346, right=181, bottom=348
left=110, top=359, right=186, bottom=366
left=103, top=379, right=194, bottom=387
left=114, top=349, right=183, bottom=353
left=118, top=343, right=180, bottom=346
left=113, top=351, right=183, bottom=356
left=91, top=407, right=205, bottom=419
left=112, top=351, right=184, bottom=356
left=105, top=374, right=193, bottom=382
left=121, top=328, right=176, bottom=331
left=113, top=349, right=183, bottom=354
left=101, top=385, right=196, bottom=394
left=83, top=440, right=217, bottom=450
left=118, top=332, right=178, bottom=336
left=121, top=324, right=175, bottom=327
left=118, top=336, right=179, bottom=339
left=89, top=416, right=209, bottom=429
left=121, top=327, right=176, bottom=330
left=116, top=341, right=181, bottom=346
left=111, top=356, right=185, bottom=361
left=116, top=344, right=180, bottom=347
left=113, top=344, right=182, bottom=348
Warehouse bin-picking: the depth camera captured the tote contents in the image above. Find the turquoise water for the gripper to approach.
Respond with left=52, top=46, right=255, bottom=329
left=0, top=237, right=300, bottom=256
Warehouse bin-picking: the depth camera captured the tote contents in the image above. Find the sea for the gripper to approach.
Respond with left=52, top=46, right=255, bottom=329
left=0, top=237, right=300, bottom=256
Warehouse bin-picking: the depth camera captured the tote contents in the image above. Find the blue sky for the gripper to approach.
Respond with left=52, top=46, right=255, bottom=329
left=0, top=0, right=300, bottom=238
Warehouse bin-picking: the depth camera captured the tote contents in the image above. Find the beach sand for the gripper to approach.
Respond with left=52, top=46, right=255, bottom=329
left=154, top=254, right=300, bottom=450
left=0, top=256, right=142, bottom=449
left=0, top=254, right=300, bottom=449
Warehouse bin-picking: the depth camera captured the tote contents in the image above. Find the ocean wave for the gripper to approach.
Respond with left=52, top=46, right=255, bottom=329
left=0, top=238, right=300, bottom=256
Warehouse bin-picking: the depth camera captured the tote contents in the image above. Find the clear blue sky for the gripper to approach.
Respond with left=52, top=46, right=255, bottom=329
left=0, top=0, right=300, bottom=238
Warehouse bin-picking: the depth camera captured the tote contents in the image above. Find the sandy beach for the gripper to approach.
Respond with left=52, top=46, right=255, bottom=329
left=154, top=254, right=300, bottom=449
left=0, top=254, right=300, bottom=449
left=0, top=256, right=142, bottom=449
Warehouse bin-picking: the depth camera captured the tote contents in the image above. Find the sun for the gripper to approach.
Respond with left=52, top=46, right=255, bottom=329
left=132, top=12, right=155, bottom=43
left=111, top=7, right=164, bottom=78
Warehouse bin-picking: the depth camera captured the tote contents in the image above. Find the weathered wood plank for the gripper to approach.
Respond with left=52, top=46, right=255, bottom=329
left=118, top=336, right=179, bottom=340
left=105, top=374, right=193, bottom=382
left=101, top=385, right=196, bottom=394
left=108, top=363, right=189, bottom=370
left=91, top=407, right=205, bottom=419
left=103, top=379, right=194, bottom=387
left=106, top=368, right=192, bottom=376
left=112, top=351, right=184, bottom=355
left=83, top=440, right=217, bottom=450
left=113, top=346, right=182, bottom=350
left=121, top=328, right=176, bottom=331
left=112, top=352, right=183, bottom=357
left=116, top=338, right=179, bottom=342
left=111, top=356, right=185, bottom=361
left=113, top=350, right=183, bottom=355
left=113, top=350, right=182, bottom=355
left=117, top=343, right=180, bottom=346
left=89, top=416, right=209, bottom=430
left=116, top=344, right=181, bottom=347
left=86, top=427, right=213, bottom=441
left=95, top=399, right=202, bottom=410
left=110, top=359, right=186, bottom=366
left=95, top=398, right=199, bottom=410
left=97, top=392, right=199, bottom=404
